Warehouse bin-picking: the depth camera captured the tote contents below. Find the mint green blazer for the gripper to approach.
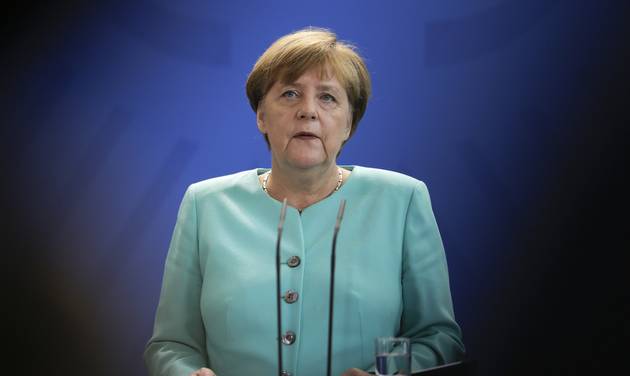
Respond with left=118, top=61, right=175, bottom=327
left=144, top=166, right=465, bottom=376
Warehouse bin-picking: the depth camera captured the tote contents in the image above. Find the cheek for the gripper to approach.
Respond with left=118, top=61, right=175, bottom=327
left=266, top=117, right=292, bottom=147
left=334, top=112, right=352, bottom=138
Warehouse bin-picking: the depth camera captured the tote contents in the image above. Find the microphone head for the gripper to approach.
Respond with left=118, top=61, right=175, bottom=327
left=334, top=199, right=346, bottom=231
left=278, top=198, right=288, bottom=231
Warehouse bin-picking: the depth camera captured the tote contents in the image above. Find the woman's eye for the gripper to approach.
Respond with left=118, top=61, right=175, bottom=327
left=282, top=90, right=298, bottom=98
left=321, top=93, right=336, bottom=103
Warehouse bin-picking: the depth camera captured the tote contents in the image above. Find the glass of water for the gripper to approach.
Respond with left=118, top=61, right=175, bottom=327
left=374, top=337, right=411, bottom=375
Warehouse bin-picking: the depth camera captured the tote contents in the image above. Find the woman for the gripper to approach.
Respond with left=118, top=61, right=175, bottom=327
left=144, top=27, right=465, bottom=376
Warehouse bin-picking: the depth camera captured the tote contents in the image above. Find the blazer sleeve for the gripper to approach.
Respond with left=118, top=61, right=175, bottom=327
left=144, top=186, right=210, bottom=376
left=399, top=181, right=466, bottom=371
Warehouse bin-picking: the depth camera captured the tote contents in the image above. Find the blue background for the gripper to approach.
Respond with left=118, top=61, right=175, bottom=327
left=4, top=1, right=628, bottom=375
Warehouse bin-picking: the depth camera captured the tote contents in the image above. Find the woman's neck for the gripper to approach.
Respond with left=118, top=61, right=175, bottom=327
left=264, top=162, right=344, bottom=212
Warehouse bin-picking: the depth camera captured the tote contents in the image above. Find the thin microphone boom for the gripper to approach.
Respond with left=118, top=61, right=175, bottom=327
left=276, top=198, right=288, bottom=376
left=326, top=199, right=347, bottom=376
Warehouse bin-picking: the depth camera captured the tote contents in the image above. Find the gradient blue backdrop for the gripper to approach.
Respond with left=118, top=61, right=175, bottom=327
left=4, top=1, right=628, bottom=375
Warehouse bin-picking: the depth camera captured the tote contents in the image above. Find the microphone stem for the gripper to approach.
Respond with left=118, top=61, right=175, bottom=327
left=276, top=199, right=288, bottom=376
left=327, top=200, right=346, bottom=376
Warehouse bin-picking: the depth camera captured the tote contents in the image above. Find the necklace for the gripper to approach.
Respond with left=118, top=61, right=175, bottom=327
left=262, top=167, right=343, bottom=194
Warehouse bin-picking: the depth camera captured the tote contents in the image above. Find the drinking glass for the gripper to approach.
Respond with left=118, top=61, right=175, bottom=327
left=374, top=337, right=411, bottom=376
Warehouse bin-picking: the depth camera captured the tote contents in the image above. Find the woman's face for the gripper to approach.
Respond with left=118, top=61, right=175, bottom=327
left=256, top=66, right=352, bottom=171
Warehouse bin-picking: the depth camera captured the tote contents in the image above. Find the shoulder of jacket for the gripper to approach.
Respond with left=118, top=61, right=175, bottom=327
left=355, top=166, right=427, bottom=192
left=186, top=169, right=255, bottom=198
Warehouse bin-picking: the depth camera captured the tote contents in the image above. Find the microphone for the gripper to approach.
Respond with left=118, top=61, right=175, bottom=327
left=275, top=198, right=288, bottom=376
left=327, top=199, right=347, bottom=376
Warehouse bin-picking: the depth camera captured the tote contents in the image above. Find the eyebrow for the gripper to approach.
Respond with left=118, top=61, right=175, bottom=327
left=284, top=82, right=343, bottom=94
left=317, top=84, right=342, bottom=94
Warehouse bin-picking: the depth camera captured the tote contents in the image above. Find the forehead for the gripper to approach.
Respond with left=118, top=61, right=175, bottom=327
left=286, top=72, right=342, bottom=90
left=276, top=64, right=346, bottom=90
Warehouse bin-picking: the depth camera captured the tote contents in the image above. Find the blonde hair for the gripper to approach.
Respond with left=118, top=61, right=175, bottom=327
left=246, top=27, right=371, bottom=141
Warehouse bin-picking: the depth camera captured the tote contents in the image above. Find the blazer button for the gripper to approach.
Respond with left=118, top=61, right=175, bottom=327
left=282, top=331, right=296, bottom=345
left=283, top=289, right=299, bottom=304
left=287, top=255, right=301, bottom=268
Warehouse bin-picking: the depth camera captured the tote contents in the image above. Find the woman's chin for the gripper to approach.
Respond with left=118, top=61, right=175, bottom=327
left=285, top=155, right=330, bottom=170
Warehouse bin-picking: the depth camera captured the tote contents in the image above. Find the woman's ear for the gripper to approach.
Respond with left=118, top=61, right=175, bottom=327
left=256, top=105, right=266, bottom=133
left=343, top=117, right=352, bottom=140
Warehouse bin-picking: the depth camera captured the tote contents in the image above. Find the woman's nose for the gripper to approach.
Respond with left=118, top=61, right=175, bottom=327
left=297, top=109, right=317, bottom=120
left=296, top=97, right=318, bottom=120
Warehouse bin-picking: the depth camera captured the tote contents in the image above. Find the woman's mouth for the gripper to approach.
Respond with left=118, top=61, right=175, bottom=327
left=294, top=131, right=318, bottom=140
